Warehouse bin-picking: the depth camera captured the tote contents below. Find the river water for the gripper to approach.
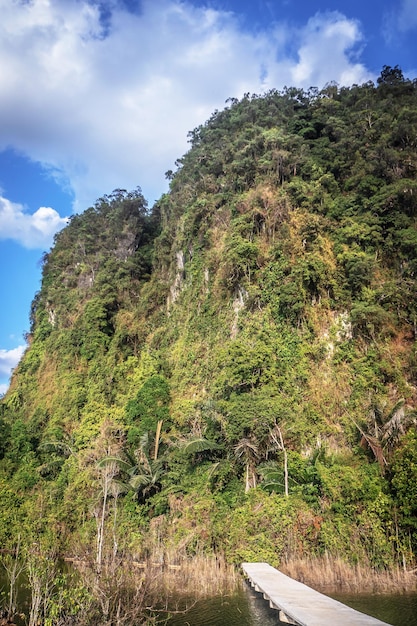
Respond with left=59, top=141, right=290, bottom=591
left=166, top=584, right=288, bottom=625
left=329, top=591, right=417, bottom=626
left=166, top=583, right=417, bottom=626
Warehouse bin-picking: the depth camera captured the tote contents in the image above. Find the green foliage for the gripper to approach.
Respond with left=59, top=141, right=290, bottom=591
left=45, top=571, right=93, bottom=626
left=215, top=312, right=307, bottom=400
left=224, top=490, right=306, bottom=566
left=6, top=419, right=37, bottom=465
left=72, top=298, right=114, bottom=360
left=125, top=375, right=171, bottom=447
left=0, top=478, right=24, bottom=545
left=0, top=413, right=10, bottom=460
left=391, top=430, right=417, bottom=532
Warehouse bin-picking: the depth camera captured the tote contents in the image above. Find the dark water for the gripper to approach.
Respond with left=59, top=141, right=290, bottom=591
left=167, top=583, right=417, bottom=626
left=330, top=591, right=417, bottom=626
left=166, top=584, right=287, bottom=625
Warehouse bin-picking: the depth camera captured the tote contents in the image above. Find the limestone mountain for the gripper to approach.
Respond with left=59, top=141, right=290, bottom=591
left=1, top=66, right=417, bottom=571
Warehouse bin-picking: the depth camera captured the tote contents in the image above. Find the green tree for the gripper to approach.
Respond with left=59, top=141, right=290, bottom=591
left=391, top=430, right=417, bottom=533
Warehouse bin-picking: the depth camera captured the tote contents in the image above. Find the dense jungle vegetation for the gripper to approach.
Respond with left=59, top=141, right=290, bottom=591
left=1, top=65, right=417, bottom=623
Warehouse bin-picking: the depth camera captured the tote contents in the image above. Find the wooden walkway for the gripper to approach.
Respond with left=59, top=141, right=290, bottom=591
left=242, top=562, right=393, bottom=626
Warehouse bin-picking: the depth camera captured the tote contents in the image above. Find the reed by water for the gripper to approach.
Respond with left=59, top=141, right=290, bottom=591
left=150, top=554, right=239, bottom=597
left=68, top=552, right=240, bottom=624
left=281, top=554, right=417, bottom=593
left=3, top=545, right=416, bottom=626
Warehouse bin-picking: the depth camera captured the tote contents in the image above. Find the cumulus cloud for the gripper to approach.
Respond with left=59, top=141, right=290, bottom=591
left=0, top=195, right=69, bottom=248
left=0, top=0, right=374, bottom=215
left=289, top=13, right=369, bottom=88
left=0, top=345, right=26, bottom=386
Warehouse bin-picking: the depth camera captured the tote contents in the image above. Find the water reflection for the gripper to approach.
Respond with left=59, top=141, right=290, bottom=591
left=244, top=583, right=288, bottom=625
left=166, top=583, right=286, bottom=626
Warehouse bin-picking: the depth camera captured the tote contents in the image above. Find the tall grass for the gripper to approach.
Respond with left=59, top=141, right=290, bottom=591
left=149, top=554, right=239, bottom=597
left=281, top=554, right=417, bottom=593
left=68, top=551, right=239, bottom=624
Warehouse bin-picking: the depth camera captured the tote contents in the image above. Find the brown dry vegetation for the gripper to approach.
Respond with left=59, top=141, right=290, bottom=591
left=281, top=555, right=417, bottom=593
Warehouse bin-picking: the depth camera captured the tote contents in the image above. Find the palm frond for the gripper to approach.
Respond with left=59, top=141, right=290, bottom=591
left=97, top=456, right=130, bottom=470
left=180, top=437, right=220, bottom=455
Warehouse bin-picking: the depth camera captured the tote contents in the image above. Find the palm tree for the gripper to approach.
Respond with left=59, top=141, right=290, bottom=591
left=354, top=399, right=416, bottom=471
left=128, top=461, right=164, bottom=502
left=234, top=436, right=260, bottom=493
left=97, top=423, right=166, bottom=506
left=111, top=429, right=165, bottom=504
left=381, top=400, right=416, bottom=453
left=178, top=435, right=221, bottom=459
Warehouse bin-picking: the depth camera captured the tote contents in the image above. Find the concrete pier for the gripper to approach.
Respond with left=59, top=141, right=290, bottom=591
left=242, top=562, right=393, bottom=626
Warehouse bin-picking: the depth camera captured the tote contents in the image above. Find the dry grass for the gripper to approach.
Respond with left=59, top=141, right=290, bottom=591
left=281, top=554, right=417, bottom=593
left=161, top=555, right=238, bottom=596
left=66, top=553, right=239, bottom=626
left=132, top=554, right=239, bottom=598
left=144, top=554, right=240, bottom=623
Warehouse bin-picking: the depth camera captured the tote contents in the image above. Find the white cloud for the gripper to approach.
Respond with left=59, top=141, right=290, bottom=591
left=0, top=195, right=69, bottom=248
left=0, top=1, right=373, bottom=214
left=288, top=13, right=370, bottom=88
left=0, top=345, right=26, bottom=382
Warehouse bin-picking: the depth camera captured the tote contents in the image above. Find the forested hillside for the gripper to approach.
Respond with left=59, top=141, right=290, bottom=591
left=1, top=65, right=417, bottom=620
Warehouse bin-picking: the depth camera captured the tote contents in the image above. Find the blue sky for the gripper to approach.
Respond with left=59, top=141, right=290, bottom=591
left=0, top=0, right=416, bottom=393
